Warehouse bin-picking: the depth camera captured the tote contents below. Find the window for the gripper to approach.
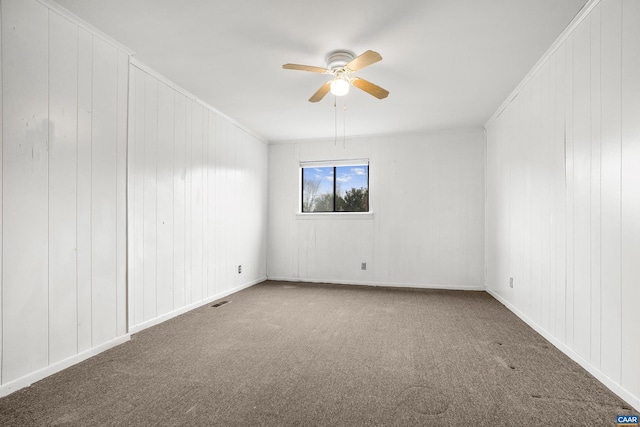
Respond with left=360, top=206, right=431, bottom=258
left=301, top=160, right=369, bottom=213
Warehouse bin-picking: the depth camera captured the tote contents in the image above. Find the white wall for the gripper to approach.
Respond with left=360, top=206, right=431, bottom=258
left=0, top=0, right=129, bottom=396
left=128, top=63, right=268, bottom=332
left=0, top=0, right=268, bottom=397
left=268, top=130, right=485, bottom=289
left=485, top=0, right=640, bottom=409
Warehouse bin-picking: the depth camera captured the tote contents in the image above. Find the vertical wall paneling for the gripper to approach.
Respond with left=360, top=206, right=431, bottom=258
left=48, top=9, right=79, bottom=364
left=190, top=104, right=203, bottom=303
left=258, top=139, right=268, bottom=278
left=229, top=126, right=239, bottom=288
left=212, top=116, right=221, bottom=296
left=126, top=62, right=136, bottom=330
left=599, top=0, right=622, bottom=383
left=259, top=141, right=268, bottom=277
left=2, top=0, right=50, bottom=383
left=131, top=67, right=145, bottom=327
left=201, top=111, right=208, bottom=296
left=232, top=125, right=241, bottom=284
left=0, top=0, right=4, bottom=382
left=291, top=143, right=300, bottom=280
left=90, top=36, right=119, bottom=345
left=184, top=100, right=193, bottom=305
left=519, top=88, right=529, bottom=312
left=511, top=89, right=525, bottom=311
left=254, top=134, right=267, bottom=278
left=142, top=73, right=158, bottom=322
left=173, top=93, right=186, bottom=309
left=523, top=83, right=534, bottom=319
left=571, top=16, right=592, bottom=361
left=215, top=117, right=227, bottom=295
left=546, top=55, right=557, bottom=331
left=115, top=52, right=128, bottom=336
left=539, top=58, right=552, bottom=332
left=589, top=4, right=602, bottom=369
left=216, top=112, right=224, bottom=295
left=156, top=82, right=175, bottom=316
left=527, top=70, right=543, bottom=328
left=620, top=0, right=640, bottom=400
left=76, top=27, right=93, bottom=353
left=485, top=125, right=503, bottom=297
left=530, top=73, right=542, bottom=324
left=202, top=111, right=209, bottom=297
left=127, top=62, right=267, bottom=332
left=1, top=1, right=130, bottom=395
left=564, top=33, right=575, bottom=350
left=206, top=112, right=216, bottom=297
left=223, top=120, right=230, bottom=288
left=540, top=56, right=552, bottom=334
left=485, top=0, right=640, bottom=410
left=218, top=120, right=229, bottom=288
left=554, top=43, right=568, bottom=344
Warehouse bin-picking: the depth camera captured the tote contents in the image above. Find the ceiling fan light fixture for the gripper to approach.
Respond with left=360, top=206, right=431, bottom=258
left=330, top=76, right=350, bottom=96
left=283, top=49, right=387, bottom=102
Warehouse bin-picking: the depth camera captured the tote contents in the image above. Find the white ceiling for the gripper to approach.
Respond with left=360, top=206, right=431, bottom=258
left=54, top=0, right=588, bottom=142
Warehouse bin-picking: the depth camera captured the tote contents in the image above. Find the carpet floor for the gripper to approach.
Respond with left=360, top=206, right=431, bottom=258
left=0, top=280, right=635, bottom=426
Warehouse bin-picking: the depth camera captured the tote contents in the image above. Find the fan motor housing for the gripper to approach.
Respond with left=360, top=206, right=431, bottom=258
left=326, top=50, right=355, bottom=70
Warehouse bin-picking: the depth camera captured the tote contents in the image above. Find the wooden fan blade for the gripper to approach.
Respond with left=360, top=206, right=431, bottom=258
left=345, top=50, right=382, bottom=71
left=309, top=81, right=332, bottom=102
left=283, top=63, right=330, bottom=73
left=352, top=78, right=389, bottom=99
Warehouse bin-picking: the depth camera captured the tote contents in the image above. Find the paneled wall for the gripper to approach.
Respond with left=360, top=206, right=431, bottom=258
left=268, top=130, right=485, bottom=289
left=485, top=0, right=640, bottom=409
left=0, top=0, right=129, bottom=395
left=128, top=63, right=268, bottom=332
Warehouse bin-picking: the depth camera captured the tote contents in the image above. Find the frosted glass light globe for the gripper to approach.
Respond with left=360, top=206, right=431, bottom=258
left=330, top=78, right=350, bottom=96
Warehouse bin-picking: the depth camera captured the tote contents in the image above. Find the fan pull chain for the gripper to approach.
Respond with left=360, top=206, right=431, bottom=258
left=343, top=99, right=347, bottom=148
left=334, top=96, right=338, bottom=146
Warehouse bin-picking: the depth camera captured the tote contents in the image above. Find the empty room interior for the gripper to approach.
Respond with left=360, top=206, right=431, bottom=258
left=1, top=0, right=639, bottom=425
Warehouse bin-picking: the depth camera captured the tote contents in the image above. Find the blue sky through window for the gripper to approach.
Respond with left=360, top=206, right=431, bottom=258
left=311, top=167, right=334, bottom=194
left=336, top=166, right=368, bottom=196
left=302, top=164, right=369, bottom=212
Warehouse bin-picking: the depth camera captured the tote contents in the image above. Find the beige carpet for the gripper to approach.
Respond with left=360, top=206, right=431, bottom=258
left=0, top=280, right=635, bottom=426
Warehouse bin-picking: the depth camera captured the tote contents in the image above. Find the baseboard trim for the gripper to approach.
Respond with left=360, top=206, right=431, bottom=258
left=0, top=334, right=131, bottom=398
left=129, top=277, right=266, bottom=334
left=486, top=288, right=640, bottom=412
left=0, top=278, right=267, bottom=399
left=266, top=276, right=485, bottom=291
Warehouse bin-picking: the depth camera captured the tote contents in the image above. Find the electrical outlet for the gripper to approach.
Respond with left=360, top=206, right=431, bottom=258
left=361, top=262, right=367, bottom=271
left=238, top=265, right=242, bottom=274
left=509, top=277, right=514, bottom=288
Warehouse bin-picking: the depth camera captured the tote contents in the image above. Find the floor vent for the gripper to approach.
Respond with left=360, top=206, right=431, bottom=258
left=211, top=300, right=230, bottom=308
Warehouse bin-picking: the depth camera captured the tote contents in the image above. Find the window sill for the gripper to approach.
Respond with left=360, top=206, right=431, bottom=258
left=296, top=212, right=374, bottom=220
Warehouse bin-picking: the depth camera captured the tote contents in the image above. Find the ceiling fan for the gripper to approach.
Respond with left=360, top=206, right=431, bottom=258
left=283, top=50, right=389, bottom=102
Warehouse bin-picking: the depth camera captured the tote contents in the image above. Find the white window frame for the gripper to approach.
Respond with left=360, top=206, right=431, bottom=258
left=297, top=159, right=373, bottom=219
